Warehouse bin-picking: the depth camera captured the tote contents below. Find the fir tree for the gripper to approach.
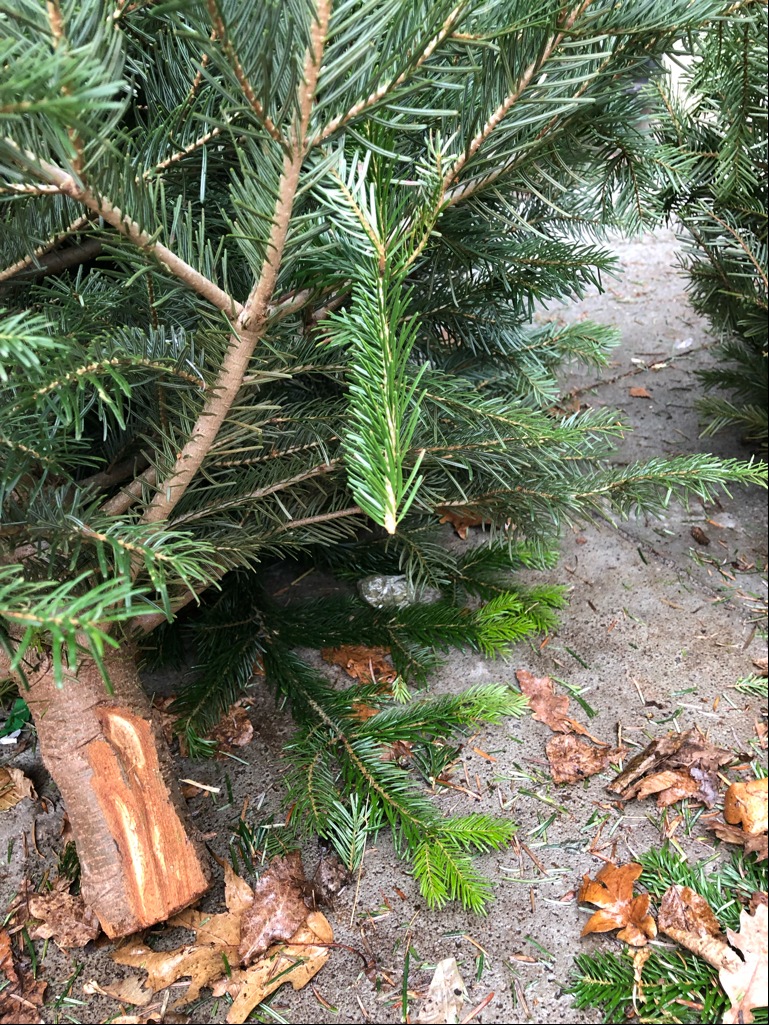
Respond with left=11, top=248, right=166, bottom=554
left=651, top=0, right=768, bottom=450
left=1, top=0, right=766, bottom=932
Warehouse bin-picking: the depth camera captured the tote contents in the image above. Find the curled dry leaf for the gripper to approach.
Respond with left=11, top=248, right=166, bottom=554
left=545, top=735, right=624, bottom=784
left=320, top=645, right=397, bottom=685
left=607, top=729, right=731, bottom=808
left=579, top=862, right=657, bottom=946
left=515, top=670, right=597, bottom=739
left=723, top=777, right=768, bottom=836
left=212, top=911, right=333, bottom=1025
left=0, top=766, right=36, bottom=811
left=415, top=956, right=467, bottom=1024
left=28, top=890, right=101, bottom=948
left=721, top=905, right=768, bottom=1025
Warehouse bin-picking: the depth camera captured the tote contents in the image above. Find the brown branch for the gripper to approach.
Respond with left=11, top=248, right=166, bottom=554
left=101, top=467, right=158, bottom=517
left=0, top=215, right=91, bottom=282
left=206, top=0, right=284, bottom=143
left=443, top=0, right=594, bottom=202
left=317, top=3, right=464, bottom=143
left=3, top=143, right=243, bottom=318
left=139, top=0, right=332, bottom=527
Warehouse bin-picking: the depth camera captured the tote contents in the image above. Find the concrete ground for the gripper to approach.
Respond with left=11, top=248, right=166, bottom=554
left=1, top=229, right=767, bottom=1024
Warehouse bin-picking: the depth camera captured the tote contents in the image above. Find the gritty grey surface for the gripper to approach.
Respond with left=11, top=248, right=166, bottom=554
left=1, top=229, right=767, bottom=1024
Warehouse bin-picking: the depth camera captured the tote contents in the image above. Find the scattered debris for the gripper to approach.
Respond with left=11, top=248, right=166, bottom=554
left=320, top=645, right=398, bottom=685
left=607, top=729, right=732, bottom=808
left=415, top=957, right=467, bottom=1024
left=690, top=526, right=711, bottom=546
left=545, top=735, right=624, bottom=784
left=207, top=703, right=254, bottom=755
left=0, top=767, right=36, bottom=811
left=578, top=862, right=657, bottom=946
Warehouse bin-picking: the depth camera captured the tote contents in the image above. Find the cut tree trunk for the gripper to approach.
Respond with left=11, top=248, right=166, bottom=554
left=24, top=645, right=211, bottom=938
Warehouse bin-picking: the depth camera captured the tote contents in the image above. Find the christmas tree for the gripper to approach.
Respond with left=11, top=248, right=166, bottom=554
left=1, top=0, right=765, bottom=933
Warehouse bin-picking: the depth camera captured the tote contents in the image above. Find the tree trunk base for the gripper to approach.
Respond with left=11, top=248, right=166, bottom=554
left=25, top=647, right=211, bottom=938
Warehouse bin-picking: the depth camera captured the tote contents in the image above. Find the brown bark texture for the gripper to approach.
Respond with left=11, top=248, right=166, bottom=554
left=24, top=647, right=211, bottom=938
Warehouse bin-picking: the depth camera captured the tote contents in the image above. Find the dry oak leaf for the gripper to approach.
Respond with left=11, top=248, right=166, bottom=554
left=723, top=777, right=768, bottom=836
left=111, top=862, right=254, bottom=1007
left=415, top=956, right=468, bottom=1024
left=545, top=734, right=624, bottom=784
left=238, top=852, right=310, bottom=965
left=579, top=862, right=657, bottom=946
left=211, top=911, right=333, bottom=1025
left=320, top=644, right=398, bottom=685
left=0, top=926, right=47, bottom=1025
left=607, top=729, right=731, bottom=808
left=84, top=975, right=153, bottom=1007
left=721, top=904, right=768, bottom=1025
left=28, top=890, right=101, bottom=948
left=515, top=669, right=597, bottom=739
left=0, top=766, right=36, bottom=811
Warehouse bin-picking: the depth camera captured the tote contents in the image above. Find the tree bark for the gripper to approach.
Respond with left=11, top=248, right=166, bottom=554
left=24, top=645, right=211, bottom=938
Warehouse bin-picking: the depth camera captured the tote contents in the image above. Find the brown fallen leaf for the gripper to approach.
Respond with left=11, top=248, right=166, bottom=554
left=208, top=704, right=254, bottom=755
left=28, top=890, right=101, bottom=948
left=436, top=507, right=490, bottom=540
left=658, top=885, right=731, bottom=968
left=84, top=975, right=153, bottom=1007
left=629, top=386, right=652, bottom=398
left=607, top=729, right=731, bottom=808
left=0, top=927, right=47, bottom=1024
left=239, top=852, right=310, bottom=965
left=320, top=645, right=397, bottom=685
left=415, top=956, right=467, bottom=1024
left=212, top=911, right=333, bottom=1025
left=721, top=905, right=768, bottom=1025
left=579, top=862, right=657, bottom=946
left=0, top=767, right=36, bottom=811
left=545, top=735, right=624, bottom=784
left=723, top=777, right=768, bottom=836
left=704, top=817, right=768, bottom=862
left=515, top=669, right=598, bottom=739
left=752, top=657, right=768, bottom=677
